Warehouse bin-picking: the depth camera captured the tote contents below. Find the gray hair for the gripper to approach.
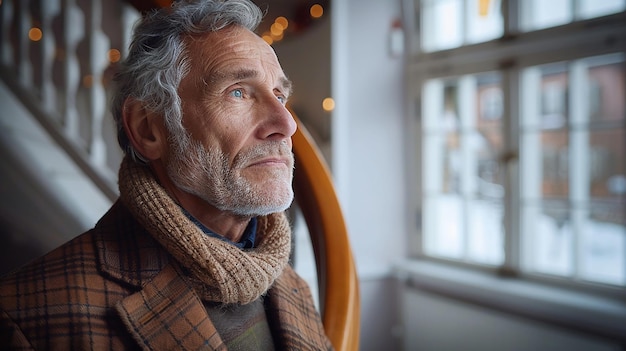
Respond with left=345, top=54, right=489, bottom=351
left=111, top=0, right=263, bottom=163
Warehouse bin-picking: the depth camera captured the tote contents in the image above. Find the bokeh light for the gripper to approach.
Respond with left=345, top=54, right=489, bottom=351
left=310, top=4, right=324, bottom=19
left=28, top=28, right=42, bottom=41
left=107, top=49, right=121, bottom=63
left=322, top=97, right=335, bottom=111
left=275, top=16, right=289, bottom=30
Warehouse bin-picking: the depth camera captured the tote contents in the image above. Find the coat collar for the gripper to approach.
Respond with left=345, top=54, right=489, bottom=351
left=114, top=263, right=225, bottom=350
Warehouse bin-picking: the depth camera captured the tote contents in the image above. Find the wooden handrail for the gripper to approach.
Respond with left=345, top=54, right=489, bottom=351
left=292, top=116, right=360, bottom=351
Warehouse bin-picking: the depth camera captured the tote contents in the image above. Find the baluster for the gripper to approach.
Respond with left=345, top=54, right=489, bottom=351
left=120, top=3, right=140, bottom=58
left=40, top=0, right=60, bottom=113
left=16, top=0, right=33, bottom=87
left=61, top=0, right=83, bottom=138
left=86, top=0, right=110, bottom=166
left=1, top=0, right=15, bottom=66
left=100, top=2, right=139, bottom=175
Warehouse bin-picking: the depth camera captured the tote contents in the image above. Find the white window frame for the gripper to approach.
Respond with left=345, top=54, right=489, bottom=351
left=401, top=0, right=626, bottom=342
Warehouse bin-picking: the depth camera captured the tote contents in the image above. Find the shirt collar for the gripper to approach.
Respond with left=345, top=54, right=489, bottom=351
left=180, top=207, right=257, bottom=249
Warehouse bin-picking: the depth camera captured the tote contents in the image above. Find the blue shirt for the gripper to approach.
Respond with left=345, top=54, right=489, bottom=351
left=180, top=208, right=257, bottom=249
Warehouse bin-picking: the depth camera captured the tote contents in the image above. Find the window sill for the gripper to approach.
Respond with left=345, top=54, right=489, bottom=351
left=394, top=260, right=626, bottom=343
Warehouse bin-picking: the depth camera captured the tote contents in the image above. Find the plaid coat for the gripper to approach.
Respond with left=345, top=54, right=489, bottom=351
left=0, top=201, right=332, bottom=350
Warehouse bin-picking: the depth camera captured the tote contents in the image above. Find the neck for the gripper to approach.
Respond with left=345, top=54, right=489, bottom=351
left=150, top=161, right=251, bottom=243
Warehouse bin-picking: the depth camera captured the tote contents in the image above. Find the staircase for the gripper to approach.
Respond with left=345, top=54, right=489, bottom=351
left=0, top=0, right=139, bottom=273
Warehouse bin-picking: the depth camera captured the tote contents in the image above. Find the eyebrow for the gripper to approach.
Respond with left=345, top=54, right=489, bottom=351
left=209, top=68, right=293, bottom=97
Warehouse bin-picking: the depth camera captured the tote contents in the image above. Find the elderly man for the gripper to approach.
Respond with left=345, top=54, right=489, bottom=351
left=0, top=0, right=332, bottom=350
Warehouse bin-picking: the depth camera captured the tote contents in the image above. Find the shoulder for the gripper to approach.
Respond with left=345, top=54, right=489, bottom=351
left=0, top=228, right=99, bottom=299
left=0, top=200, right=168, bottom=303
left=0, top=229, right=122, bottom=349
left=0, top=200, right=167, bottom=350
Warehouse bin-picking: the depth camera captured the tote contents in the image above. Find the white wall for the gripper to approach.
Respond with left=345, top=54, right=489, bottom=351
left=332, top=0, right=408, bottom=278
left=402, top=289, right=622, bottom=351
left=331, top=1, right=408, bottom=348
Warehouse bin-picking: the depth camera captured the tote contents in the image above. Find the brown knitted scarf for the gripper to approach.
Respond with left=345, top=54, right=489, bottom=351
left=118, top=157, right=292, bottom=305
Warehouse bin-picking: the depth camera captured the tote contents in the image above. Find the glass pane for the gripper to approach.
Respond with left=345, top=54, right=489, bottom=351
left=523, top=0, right=572, bottom=31
left=466, top=0, right=503, bottom=45
left=521, top=54, right=625, bottom=286
left=580, top=56, right=626, bottom=285
left=422, top=74, right=504, bottom=265
left=423, top=196, right=464, bottom=259
left=586, top=60, right=626, bottom=124
left=579, top=0, right=626, bottom=19
left=580, top=203, right=626, bottom=285
left=468, top=75, right=505, bottom=264
left=541, top=129, right=569, bottom=198
left=467, top=198, right=504, bottom=263
left=523, top=201, right=574, bottom=277
left=540, top=64, right=569, bottom=129
left=421, top=0, right=463, bottom=52
left=522, top=0, right=625, bottom=31
left=589, top=129, right=625, bottom=201
left=420, top=0, right=503, bottom=52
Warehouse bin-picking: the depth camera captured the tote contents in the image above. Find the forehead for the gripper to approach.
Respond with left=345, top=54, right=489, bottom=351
left=185, top=26, right=283, bottom=78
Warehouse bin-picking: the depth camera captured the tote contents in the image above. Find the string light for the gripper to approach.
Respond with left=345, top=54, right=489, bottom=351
left=275, top=16, right=289, bottom=30
left=322, top=97, right=335, bottom=112
left=107, top=49, right=121, bottom=63
left=271, top=23, right=284, bottom=36
left=28, top=27, right=43, bottom=41
left=310, top=4, right=323, bottom=19
left=262, top=33, right=273, bottom=45
left=83, top=75, right=93, bottom=87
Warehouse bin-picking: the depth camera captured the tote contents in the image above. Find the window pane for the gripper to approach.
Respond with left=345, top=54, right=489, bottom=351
left=522, top=0, right=572, bottom=31
left=579, top=0, right=626, bottom=20
left=420, top=0, right=503, bottom=52
left=521, top=54, right=625, bottom=286
left=421, top=0, right=463, bottom=51
left=522, top=0, right=626, bottom=31
left=522, top=201, right=574, bottom=276
left=466, top=0, right=503, bottom=45
left=581, top=56, right=626, bottom=286
left=580, top=203, right=626, bottom=285
left=422, top=73, right=504, bottom=265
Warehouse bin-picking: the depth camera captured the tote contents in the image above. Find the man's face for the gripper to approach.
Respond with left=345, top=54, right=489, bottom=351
left=165, top=26, right=296, bottom=216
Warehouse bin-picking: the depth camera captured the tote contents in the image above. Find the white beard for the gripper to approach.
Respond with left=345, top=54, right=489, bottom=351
left=166, top=131, right=294, bottom=216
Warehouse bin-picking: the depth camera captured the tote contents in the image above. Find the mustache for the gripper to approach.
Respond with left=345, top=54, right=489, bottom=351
left=232, top=141, right=294, bottom=169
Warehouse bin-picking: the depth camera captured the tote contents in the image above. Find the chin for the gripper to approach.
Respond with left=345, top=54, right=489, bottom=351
left=249, top=189, right=294, bottom=216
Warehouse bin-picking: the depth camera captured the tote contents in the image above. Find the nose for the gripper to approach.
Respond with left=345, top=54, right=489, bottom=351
left=258, top=96, right=297, bottom=142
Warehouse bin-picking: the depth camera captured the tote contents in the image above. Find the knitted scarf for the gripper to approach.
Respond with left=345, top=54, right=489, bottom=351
left=118, top=156, right=292, bottom=305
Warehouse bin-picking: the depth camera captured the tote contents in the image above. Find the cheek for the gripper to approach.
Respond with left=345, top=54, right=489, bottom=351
left=192, top=102, right=258, bottom=158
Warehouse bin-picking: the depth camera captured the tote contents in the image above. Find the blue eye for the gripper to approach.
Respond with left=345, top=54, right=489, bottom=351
left=277, top=95, right=287, bottom=104
left=231, top=88, right=244, bottom=98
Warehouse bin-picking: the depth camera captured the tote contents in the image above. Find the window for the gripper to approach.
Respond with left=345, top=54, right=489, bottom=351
left=410, top=0, right=626, bottom=290
left=422, top=73, right=505, bottom=265
left=521, top=0, right=626, bottom=30
left=520, top=55, right=625, bottom=286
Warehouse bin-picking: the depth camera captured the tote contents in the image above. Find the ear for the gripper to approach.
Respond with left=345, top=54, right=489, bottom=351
left=122, top=98, right=168, bottom=161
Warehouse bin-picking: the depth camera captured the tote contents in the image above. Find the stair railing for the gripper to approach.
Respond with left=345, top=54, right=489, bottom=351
left=0, top=0, right=140, bottom=200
